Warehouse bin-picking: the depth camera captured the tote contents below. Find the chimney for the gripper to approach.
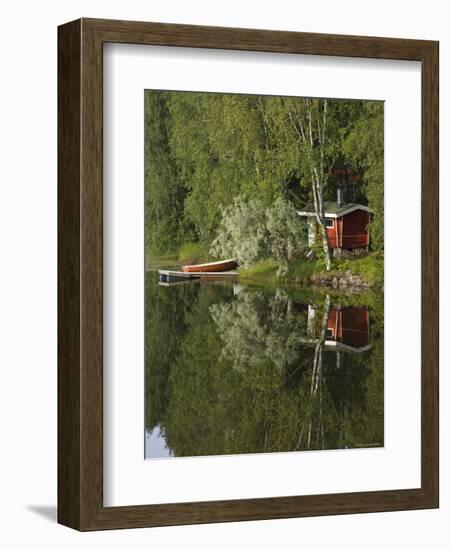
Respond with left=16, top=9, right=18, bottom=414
left=337, top=185, right=344, bottom=207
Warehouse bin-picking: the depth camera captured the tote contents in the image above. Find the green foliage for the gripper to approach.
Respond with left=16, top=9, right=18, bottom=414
left=209, top=197, right=268, bottom=267
left=344, top=102, right=384, bottom=252
left=210, top=195, right=307, bottom=267
left=333, top=254, right=384, bottom=285
left=145, top=90, right=384, bottom=265
left=145, top=92, right=193, bottom=255
left=266, top=196, right=308, bottom=261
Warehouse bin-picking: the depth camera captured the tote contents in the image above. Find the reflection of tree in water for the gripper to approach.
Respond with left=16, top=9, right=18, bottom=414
left=307, top=293, right=331, bottom=448
left=147, top=279, right=384, bottom=458
left=210, top=288, right=310, bottom=373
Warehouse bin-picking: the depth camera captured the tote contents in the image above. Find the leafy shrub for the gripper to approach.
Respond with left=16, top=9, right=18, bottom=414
left=210, top=195, right=307, bottom=268
left=266, top=196, right=307, bottom=262
left=210, top=198, right=269, bottom=267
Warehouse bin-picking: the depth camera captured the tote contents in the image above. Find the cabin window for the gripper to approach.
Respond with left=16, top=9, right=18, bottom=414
left=325, top=218, right=334, bottom=228
left=326, top=328, right=334, bottom=338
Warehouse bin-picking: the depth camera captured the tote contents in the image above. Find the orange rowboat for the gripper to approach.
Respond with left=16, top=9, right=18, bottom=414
left=181, top=258, right=238, bottom=273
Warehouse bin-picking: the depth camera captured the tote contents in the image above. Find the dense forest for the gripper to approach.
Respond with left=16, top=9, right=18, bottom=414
left=145, top=90, right=384, bottom=271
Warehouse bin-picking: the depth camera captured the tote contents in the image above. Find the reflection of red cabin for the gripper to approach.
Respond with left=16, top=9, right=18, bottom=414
left=326, top=306, right=370, bottom=351
left=298, top=202, right=373, bottom=250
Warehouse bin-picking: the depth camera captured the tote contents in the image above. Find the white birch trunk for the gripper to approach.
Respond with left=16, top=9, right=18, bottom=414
left=288, top=98, right=332, bottom=270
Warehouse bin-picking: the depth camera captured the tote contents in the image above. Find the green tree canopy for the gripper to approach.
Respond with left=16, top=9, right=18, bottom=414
left=145, top=91, right=384, bottom=259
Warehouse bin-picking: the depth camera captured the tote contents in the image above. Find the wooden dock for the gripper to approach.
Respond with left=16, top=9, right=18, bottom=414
left=158, top=269, right=238, bottom=285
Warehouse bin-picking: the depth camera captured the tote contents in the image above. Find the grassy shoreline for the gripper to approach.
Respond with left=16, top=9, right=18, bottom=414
left=147, top=249, right=383, bottom=291
left=240, top=254, right=383, bottom=289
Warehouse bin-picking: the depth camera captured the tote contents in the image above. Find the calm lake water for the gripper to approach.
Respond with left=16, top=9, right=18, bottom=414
left=145, top=269, right=384, bottom=459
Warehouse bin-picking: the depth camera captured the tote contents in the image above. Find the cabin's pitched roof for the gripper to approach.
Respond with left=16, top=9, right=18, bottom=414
left=297, top=202, right=373, bottom=219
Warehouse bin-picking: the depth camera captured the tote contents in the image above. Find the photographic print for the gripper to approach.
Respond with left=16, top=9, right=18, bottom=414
left=58, top=19, right=438, bottom=529
left=144, top=90, right=384, bottom=459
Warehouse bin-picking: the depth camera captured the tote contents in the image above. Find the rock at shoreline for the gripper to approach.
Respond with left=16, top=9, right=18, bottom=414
left=309, top=270, right=374, bottom=290
left=349, top=275, right=362, bottom=286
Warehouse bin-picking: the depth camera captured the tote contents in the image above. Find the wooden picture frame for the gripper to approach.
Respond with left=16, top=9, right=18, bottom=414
left=58, top=18, right=439, bottom=531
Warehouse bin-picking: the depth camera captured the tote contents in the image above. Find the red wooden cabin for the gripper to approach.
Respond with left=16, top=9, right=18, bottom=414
left=298, top=202, right=373, bottom=251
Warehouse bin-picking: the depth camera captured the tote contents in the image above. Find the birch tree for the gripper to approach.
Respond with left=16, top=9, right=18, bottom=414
left=284, top=98, right=338, bottom=271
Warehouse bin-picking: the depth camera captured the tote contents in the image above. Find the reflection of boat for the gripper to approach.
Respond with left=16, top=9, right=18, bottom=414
left=159, top=269, right=238, bottom=284
left=159, top=278, right=201, bottom=287
left=181, top=259, right=238, bottom=273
